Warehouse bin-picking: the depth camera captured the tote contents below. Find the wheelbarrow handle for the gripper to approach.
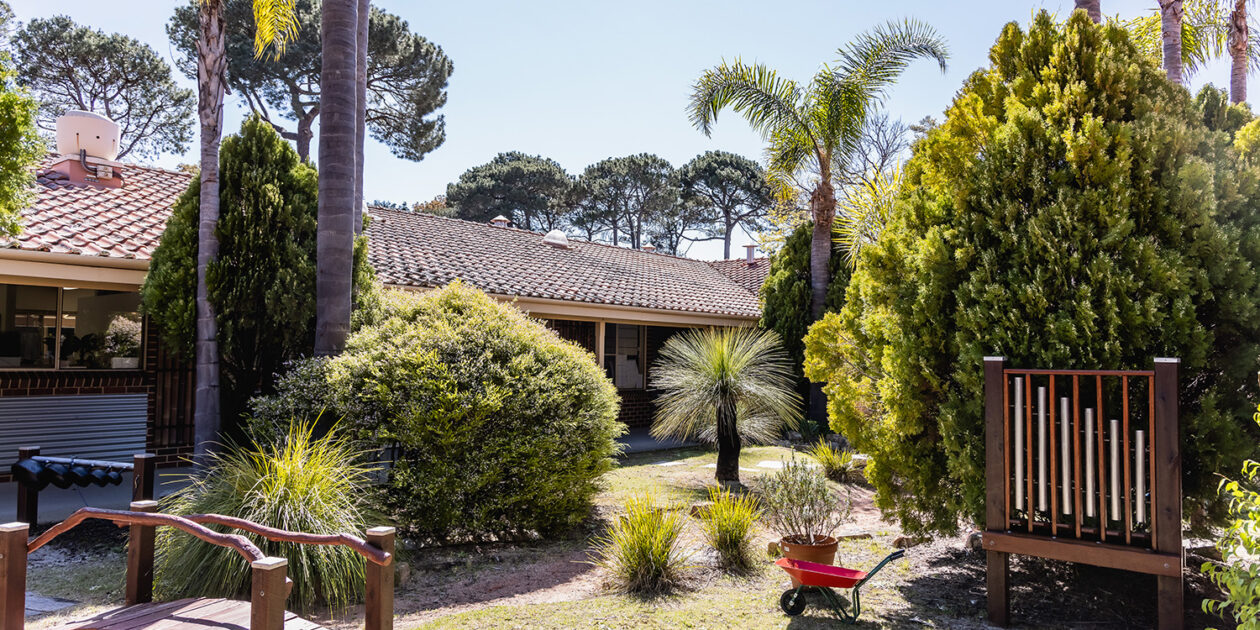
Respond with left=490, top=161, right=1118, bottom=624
left=855, top=549, right=906, bottom=588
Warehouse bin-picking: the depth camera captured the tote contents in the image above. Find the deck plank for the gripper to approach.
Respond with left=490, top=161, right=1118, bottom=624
left=48, top=598, right=324, bottom=630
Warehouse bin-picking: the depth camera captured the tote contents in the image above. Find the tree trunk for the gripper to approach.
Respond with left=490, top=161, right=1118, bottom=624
left=1230, top=0, right=1249, bottom=104
left=1159, top=0, right=1185, bottom=85
left=315, top=0, right=358, bottom=356
left=1075, top=0, right=1102, bottom=23
left=714, top=400, right=741, bottom=487
left=807, top=178, right=836, bottom=432
left=353, top=0, right=369, bottom=236
left=193, top=0, right=226, bottom=460
left=295, top=113, right=315, bottom=162
left=723, top=221, right=732, bottom=260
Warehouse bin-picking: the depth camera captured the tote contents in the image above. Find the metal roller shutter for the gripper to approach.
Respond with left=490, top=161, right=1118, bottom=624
left=0, top=394, right=147, bottom=464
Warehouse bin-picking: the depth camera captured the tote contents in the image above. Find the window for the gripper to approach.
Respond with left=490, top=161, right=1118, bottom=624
left=0, top=284, right=58, bottom=368
left=604, top=323, right=645, bottom=390
left=59, top=289, right=143, bottom=369
left=0, top=283, right=142, bottom=371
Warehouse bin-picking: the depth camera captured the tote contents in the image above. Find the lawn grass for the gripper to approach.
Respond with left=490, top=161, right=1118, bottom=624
left=600, top=445, right=808, bottom=508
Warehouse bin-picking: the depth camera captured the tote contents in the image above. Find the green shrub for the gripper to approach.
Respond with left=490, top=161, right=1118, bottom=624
left=804, top=11, right=1260, bottom=534
left=809, top=439, right=859, bottom=484
left=155, top=422, right=372, bottom=610
left=698, top=486, right=761, bottom=573
left=250, top=282, right=624, bottom=543
left=593, top=493, right=690, bottom=594
left=759, top=221, right=851, bottom=374
left=1202, top=406, right=1260, bottom=629
left=759, top=458, right=850, bottom=544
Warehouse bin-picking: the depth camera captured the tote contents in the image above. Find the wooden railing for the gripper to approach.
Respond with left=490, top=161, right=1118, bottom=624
left=0, top=504, right=396, bottom=630
left=982, top=357, right=1183, bottom=630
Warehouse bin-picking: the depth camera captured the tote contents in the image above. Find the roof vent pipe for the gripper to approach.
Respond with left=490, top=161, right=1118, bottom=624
left=745, top=244, right=757, bottom=265
left=490, top=215, right=510, bottom=227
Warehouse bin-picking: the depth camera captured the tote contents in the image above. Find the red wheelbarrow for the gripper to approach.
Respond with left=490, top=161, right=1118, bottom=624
left=775, top=550, right=905, bottom=623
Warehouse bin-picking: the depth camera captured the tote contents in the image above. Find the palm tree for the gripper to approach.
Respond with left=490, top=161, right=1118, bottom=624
left=353, top=0, right=369, bottom=235
left=192, top=0, right=299, bottom=458
left=1160, top=0, right=1187, bottom=84
left=314, top=0, right=359, bottom=355
left=651, top=328, right=801, bottom=487
left=688, top=19, right=947, bottom=430
left=1077, top=0, right=1103, bottom=23
left=1230, top=0, right=1251, bottom=102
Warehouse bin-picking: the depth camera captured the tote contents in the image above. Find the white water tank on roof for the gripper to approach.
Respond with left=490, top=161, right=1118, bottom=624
left=55, top=110, right=120, bottom=161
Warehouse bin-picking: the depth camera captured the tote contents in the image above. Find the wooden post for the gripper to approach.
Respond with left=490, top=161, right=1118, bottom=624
left=365, top=526, right=395, bottom=630
left=15, top=447, right=38, bottom=527
left=125, top=500, right=158, bottom=605
left=250, top=557, right=288, bottom=630
left=1152, top=358, right=1183, bottom=630
left=983, top=357, right=1009, bottom=626
left=132, top=453, right=155, bottom=502
left=0, top=523, right=27, bottom=630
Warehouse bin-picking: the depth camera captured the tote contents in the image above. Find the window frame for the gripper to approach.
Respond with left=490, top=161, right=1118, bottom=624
left=0, top=283, right=145, bottom=372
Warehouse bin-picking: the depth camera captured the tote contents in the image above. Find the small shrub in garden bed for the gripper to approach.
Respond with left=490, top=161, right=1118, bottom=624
left=251, top=282, right=624, bottom=543
left=809, top=439, right=859, bottom=484
left=698, top=486, right=761, bottom=573
left=155, top=422, right=371, bottom=610
left=760, top=458, right=850, bottom=545
left=593, top=493, right=690, bottom=594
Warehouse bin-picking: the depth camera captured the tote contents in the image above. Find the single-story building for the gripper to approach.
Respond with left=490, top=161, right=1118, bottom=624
left=0, top=153, right=769, bottom=470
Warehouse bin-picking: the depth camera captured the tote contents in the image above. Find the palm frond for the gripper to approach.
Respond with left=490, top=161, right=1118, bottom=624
left=1113, top=0, right=1230, bottom=76
left=834, top=165, right=903, bottom=267
left=765, top=126, right=817, bottom=180
left=251, top=0, right=300, bottom=59
left=687, top=60, right=813, bottom=144
left=650, top=327, right=801, bottom=444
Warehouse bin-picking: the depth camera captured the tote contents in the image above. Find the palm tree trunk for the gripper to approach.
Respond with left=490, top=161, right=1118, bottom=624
left=1075, top=0, right=1102, bottom=23
left=315, top=0, right=358, bottom=356
left=807, top=178, right=836, bottom=433
left=352, top=0, right=369, bottom=235
left=1230, top=0, right=1249, bottom=104
left=193, top=0, right=226, bottom=459
left=1159, top=0, right=1185, bottom=85
left=715, top=400, right=741, bottom=487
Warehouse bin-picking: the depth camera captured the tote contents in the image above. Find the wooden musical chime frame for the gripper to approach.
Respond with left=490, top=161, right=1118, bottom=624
left=982, top=357, right=1183, bottom=630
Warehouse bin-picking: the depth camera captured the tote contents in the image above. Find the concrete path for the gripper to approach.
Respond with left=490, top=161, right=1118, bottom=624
left=617, top=426, right=697, bottom=454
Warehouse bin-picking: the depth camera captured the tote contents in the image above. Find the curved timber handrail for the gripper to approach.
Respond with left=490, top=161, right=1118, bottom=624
left=29, top=507, right=264, bottom=563
left=185, top=513, right=392, bottom=565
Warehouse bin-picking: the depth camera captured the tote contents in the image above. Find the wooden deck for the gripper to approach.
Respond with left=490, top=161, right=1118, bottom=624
left=48, top=598, right=323, bottom=630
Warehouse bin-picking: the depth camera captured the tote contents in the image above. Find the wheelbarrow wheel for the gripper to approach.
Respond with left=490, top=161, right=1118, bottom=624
left=780, top=589, right=807, bottom=616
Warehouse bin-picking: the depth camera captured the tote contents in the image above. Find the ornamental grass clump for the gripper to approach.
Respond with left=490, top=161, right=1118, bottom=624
left=593, top=493, right=691, bottom=595
left=155, top=422, right=372, bottom=610
left=810, top=439, right=859, bottom=484
left=760, top=458, right=850, bottom=545
left=698, top=486, right=762, bottom=573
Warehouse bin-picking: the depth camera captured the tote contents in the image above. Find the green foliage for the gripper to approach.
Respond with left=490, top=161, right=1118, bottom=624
left=698, top=487, right=762, bottom=573
left=1202, top=407, right=1260, bottom=629
left=650, top=327, right=801, bottom=445
left=804, top=12, right=1260, bottom=534
left=446, top=152, right=571, bottom=231
left=168, top=0, right=452, bottom=161
left=0, top=52, right=42, bottom=238
left=155, top=422, right=372, bottom=610
left=251, top=283, right=624, bottom=542
left=1194, top=84, right=1252, bottom=136
left=13, top=16, right=193, bottom=159
left=143, top=117, right=344, bottom=428
left=571, top=154, right=679, bottom=251
left=758, top=458, right=850, bottom=544
left=592, top=493, right=691, bottom=594
left=1236, top=118, right=1260, bottom=161
left=809, top=439, right=859, bottom=484
left=678, top=151, right=773, bottom=259
left=759, top=222, right=852, bottom=373
left=1113, top=0, right=1260, bottom=82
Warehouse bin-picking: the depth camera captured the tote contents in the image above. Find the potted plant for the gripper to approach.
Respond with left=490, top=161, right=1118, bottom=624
left=760, top=458, right=851, bottom=584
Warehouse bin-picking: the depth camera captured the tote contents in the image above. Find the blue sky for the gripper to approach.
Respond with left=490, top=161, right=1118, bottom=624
left=6, top=0, right=1241, bottom=259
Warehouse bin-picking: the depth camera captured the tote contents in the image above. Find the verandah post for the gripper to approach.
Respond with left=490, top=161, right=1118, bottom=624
left=983, top=356, right=1009, bottom=627
left=365, top=526, right=396, bottom=630
left=0, top=522, right=27, bottom=630
left=1152, top=358, right=1183, bottom=630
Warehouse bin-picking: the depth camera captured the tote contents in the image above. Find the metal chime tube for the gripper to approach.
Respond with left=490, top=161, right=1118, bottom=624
left=1085, top=408, right=1095, bottom=518
left=1135, top=430, right=1146, bottom=524
left=1014, top=378, right=1024, bottom=510
left=1060, top=397, right=1072, bottom=515
left=1038, top=386, right=1048, bottom=512
left=1109, top=419, right=1121, bottom=519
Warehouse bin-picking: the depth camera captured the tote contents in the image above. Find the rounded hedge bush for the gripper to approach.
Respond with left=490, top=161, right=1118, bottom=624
left=251, top=282, right=624, bottom=542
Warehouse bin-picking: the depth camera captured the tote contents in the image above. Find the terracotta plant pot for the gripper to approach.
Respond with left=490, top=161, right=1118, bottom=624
left=778, top=535, right=839, bottom=587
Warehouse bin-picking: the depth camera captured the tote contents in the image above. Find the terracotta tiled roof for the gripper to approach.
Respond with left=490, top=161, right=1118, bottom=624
left=366, top=207, right=762, bottom=318
left=707, top=257, right=770, bottom=296
left=5, top=156, right=192, bottom=260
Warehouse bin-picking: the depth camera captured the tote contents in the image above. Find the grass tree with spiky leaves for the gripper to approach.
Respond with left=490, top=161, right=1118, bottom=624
left=651, top=328, right=800, bottom=488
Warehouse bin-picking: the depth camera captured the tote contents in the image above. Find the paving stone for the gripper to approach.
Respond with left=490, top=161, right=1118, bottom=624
left=26, top=592, right=76, bottom=615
